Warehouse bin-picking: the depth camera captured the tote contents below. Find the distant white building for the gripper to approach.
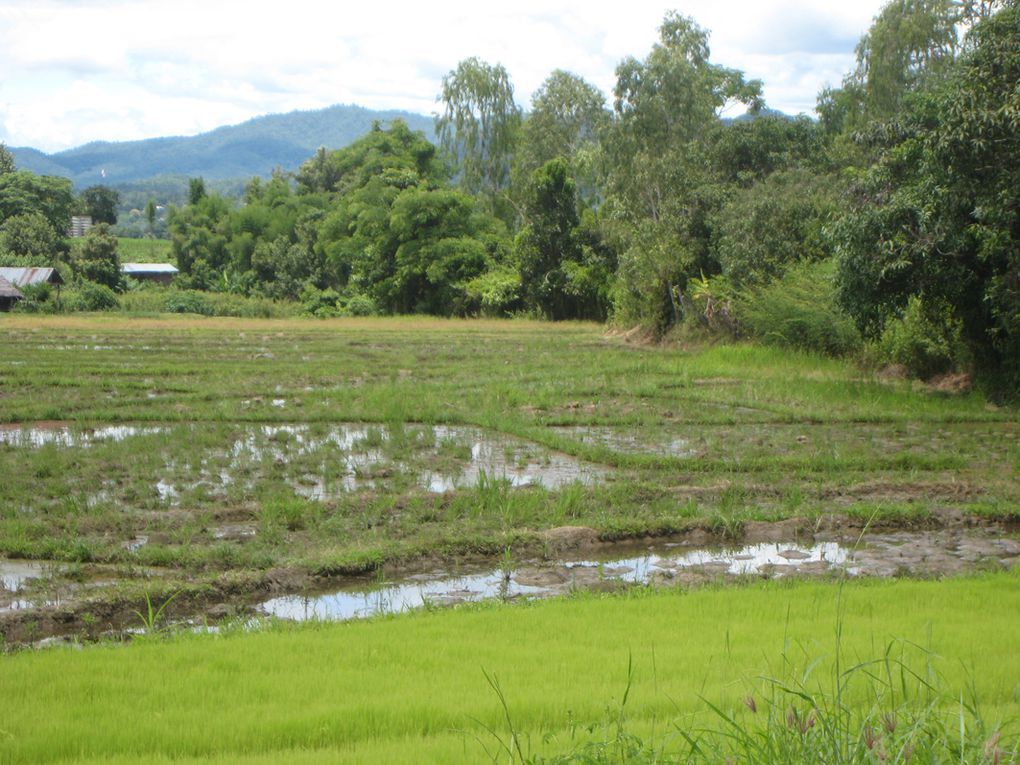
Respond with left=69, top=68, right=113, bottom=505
left=68, top=216, right=93, bottom=237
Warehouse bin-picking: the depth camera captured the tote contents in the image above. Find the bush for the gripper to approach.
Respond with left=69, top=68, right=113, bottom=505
left=163, top=290, right=213, bottom=315
left=116, top=288, right=298, bottom=318
left=877, top=296, right=966, bottom=379
left=734, top=261, right=861, bottom=356
left=344, top=294, right=377, bottom=317
left=463, top=267, right=522, bottom=317
left=300, top=286, right=341, bottom=318
left=12, top=282, right=54, bottom=313
left=68, top=281, right=119, bottom=311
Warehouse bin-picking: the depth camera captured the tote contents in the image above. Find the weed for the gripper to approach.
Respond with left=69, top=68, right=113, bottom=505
left=133, top=590, right=181, bottom=635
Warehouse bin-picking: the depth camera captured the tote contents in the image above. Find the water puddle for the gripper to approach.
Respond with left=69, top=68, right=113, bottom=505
left=0, top=560, right=45, bottom=591
left=260, top=540, right=849, bottom=622
left=258, top=528, right=1020, bottom=624
left=422, top=425, right=606, bottom=492
left=230, top=423, right=608, bottom=498
left=550, top=425, right=697, bottom=458
left=0, top=423, right=164, bottom=448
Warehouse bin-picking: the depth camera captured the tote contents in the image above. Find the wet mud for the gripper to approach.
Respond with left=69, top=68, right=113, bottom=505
left=3, top=519, right=1017, bottom=648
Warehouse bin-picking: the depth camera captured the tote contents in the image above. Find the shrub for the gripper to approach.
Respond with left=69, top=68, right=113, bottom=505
left=344, top=294, right=377, bottom=317
left=877, top=296, right=967, bottom=379
left=300, top=286, right=341, bottom=318
left=734, top=261, right=861, bottom=356
left=69, top=281, right=119, bottom=311
left=163, top=290, right=213, bottom=315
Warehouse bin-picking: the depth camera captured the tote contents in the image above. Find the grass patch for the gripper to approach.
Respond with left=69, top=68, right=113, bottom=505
left=0, top=573, right=1017, bottom=763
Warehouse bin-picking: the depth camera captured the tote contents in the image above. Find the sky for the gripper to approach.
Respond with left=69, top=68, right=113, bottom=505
left=0, top=0, right=888, bottom=154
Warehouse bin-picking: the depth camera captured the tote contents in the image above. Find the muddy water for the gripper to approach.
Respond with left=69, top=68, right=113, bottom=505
left=550, top=425, right=698, bottom=458
left=0, top=560, right=45, bottom=591
left=258, top=528, right=1020, bottom=624
left=261, top=541, right=847, bottom=621
left=229, top=423, right=608, bottom=497
left=3, top=421, right=608, bottom=504
left=3, top=526, right=1018, bottom=645
left=0, top=423, right=164, bottom=448
left=422, top=425, right=606, bottom=491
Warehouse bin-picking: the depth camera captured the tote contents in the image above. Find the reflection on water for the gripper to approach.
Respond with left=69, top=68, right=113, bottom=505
left=0, top=424, right=165, bottom=448
left=260, top=541, right=849, bottom=622
left=0, top=560, right=45, bottom=591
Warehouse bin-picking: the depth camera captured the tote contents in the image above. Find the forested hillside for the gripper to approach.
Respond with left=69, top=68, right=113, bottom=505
left=2, top=1, right=1017, bottom=392
left=8, top=104, right=435, bottom=187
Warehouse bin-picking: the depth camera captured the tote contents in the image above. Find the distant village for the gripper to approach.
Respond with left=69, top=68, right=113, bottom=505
left=0, top=215, right=177, bottom=311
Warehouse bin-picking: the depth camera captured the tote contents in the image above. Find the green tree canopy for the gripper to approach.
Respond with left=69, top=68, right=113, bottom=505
left=0, top=171, right=74, bottom=235
left=79, top=185, right=120, bottom=225
left=605, top=11, right=763, bottom=329
left=0, top=212, right=59, bottom=265
left=833, top=0, right=1020, bottom=381
left=436, top=58, right=521, bottom=216
left=0, top=143, right=15, bottom=176
left=515, top=70, right=609, bottom=199
left=72, top=223, right=122, bottom=291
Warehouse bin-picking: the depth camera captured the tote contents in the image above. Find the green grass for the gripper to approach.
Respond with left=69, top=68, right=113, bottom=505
left=116, top=236, right=173, bottom=264
left=0, top=572, right=1017, bottom=763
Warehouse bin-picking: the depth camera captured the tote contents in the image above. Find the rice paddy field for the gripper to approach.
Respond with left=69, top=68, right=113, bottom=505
left=0, top=314, right=1018, bottom=762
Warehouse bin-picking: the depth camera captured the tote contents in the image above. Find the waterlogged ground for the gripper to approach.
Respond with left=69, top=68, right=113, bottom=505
left=0, top=315, right=1018, bottom=643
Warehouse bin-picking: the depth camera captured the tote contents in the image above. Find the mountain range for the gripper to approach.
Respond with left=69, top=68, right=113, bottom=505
left=9, top=104, right=436, bottom=189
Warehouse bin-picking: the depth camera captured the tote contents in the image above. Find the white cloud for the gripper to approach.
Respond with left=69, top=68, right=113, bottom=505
left=0, top=0, right=887, bottom=152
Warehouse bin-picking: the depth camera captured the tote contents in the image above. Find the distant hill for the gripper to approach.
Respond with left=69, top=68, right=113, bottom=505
left=9, top=104, right=436, bottom=189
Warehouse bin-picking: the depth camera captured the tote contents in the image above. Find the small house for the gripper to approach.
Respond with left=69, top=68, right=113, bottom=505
left=0, top=275, right=23, bottom=311
left=122, top=263, right=179, bottom=285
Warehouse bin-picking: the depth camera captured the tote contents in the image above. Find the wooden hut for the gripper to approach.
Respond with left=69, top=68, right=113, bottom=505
left=0, top=275, right=24, bottom=311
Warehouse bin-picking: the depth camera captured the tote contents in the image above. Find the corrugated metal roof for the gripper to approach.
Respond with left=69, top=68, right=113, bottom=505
left=0, top=275, right=24, bottom=299
left=0, top=267, right=64, bottom=287
left=122, top=263, right=179, bottom=274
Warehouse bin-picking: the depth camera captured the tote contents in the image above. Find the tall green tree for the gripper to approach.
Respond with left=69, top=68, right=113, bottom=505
left=0, top=143, right=14, bottom=176
left=605, top=11, right=763, bottom=329
left=73, top=223, right=123, bottom=290
left=515, top=70, right=609, bottom=200
left=188, top=177, right=207, bottom=206
left=0, top=213, right=59, bottom=265
left=0, top=171, right=74, bottom=234
left=817, top=0, right=1003, bottom=133
left=514, top=158, right=614, bottom=320
left=79, top=185, right=120, bottom=225
left=832, top=0, right=1020, bottom=383
left=436, top=58, right=521, bottom=216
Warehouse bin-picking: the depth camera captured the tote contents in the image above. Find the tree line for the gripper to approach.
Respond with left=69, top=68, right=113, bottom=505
left=2, top=1, right=1018, bottom=389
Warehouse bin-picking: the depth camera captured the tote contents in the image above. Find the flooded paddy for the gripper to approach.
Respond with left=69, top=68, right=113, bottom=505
left=0, top=423, right=165, bottom=448
left=3, top=523, right=1017, bottom=645
left=261, top=526, right=1019, bottom=623
left=1, top=421, right=611, bottom=511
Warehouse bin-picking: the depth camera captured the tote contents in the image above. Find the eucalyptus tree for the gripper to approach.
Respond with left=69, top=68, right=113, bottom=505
left=435, top=58, right=521, bottom=218
left=515, top=70, right=609, bottom=203
left=817, top=0, right=1005, bottom=133
left=605, top=11, right=763, bottom=329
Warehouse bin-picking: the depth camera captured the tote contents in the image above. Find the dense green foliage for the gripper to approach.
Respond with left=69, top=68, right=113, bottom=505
left=833, top=0, right=1019, bottom=385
